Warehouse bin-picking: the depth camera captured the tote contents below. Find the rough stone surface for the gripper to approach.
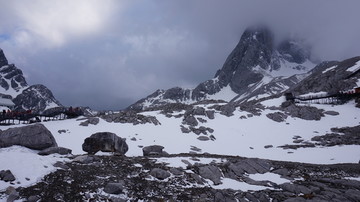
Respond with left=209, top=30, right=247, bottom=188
left=38, top=147, right=72, bottom=156
left=82, top=132, right=128, bottom=155
left=150, top=168, right=171, bottom=180
left=282, top=103, right=324, bottom=120
left=104, top=182, right=124, bottom=194
left=142, top=145, right=167, bottom=156
left=0, top=124, right=57, bottom=150
left=266, top=112, right=287, bottom=122
left=0, top=170, right=15, bottom=182
left=198, top=165, right=222, bottom=185
left=197, top=136, right=210, bottom=141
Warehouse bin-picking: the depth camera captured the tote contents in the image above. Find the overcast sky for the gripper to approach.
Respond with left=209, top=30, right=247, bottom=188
left=1, top=0, right=360, bottom=110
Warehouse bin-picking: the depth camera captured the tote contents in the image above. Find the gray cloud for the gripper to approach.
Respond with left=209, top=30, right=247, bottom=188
left=1, top=0, right=360, bottom=110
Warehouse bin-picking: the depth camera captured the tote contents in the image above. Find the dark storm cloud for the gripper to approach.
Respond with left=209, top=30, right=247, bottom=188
left=1, top=0, right=360, bottom=110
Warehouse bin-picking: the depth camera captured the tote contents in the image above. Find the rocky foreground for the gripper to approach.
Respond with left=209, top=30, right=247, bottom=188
left=2, top=153, right=357, bottom=202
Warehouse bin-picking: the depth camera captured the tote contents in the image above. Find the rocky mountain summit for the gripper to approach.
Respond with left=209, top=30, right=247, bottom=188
left=128, top=26, right=315, bottom=111
left=0, top=48, right=62, bottom=113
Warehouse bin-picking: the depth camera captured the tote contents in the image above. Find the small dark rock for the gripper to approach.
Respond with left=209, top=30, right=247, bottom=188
left=150, top=168, right=170, bottom=180
left=197, top=136, right=210, bottom=141
left=264, top=145, right=273, bottom=149
left=104, top=182, right=124, bottom=194
left=0, top=170, right=15, bottom=182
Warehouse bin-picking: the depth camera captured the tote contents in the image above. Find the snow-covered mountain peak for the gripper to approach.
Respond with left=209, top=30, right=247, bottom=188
left=0, top=48, right=62, bottom=112
left=128, top=26, right=316, bottom=111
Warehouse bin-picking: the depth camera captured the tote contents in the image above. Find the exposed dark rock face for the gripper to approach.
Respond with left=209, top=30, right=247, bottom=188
left=14, top=154, right=360, bottom=201
left=281, top=103, right=324, bottom=120
left=0, top=63, right=27, bottom=92
left=266, top=112, right=288, bottom=122
left=0, top=49, right=62, bottom=113
left=0, top=124, right=57, bottom=150
left=289, top=56, right=360, bottom=95
left=101, top=110, right=160, bottom=125
left=82, top=132, right=128, bottom=155
left=0, top=49, right=8, bottom=67
left=311, top=125, right=360, bottom=146
left=13, top=84, right=62, bottom=113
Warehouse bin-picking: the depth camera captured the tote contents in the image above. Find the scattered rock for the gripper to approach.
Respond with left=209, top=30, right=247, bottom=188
left=130, top=137, right=137, bottom=141
left=169, top=168, right=183, bottom=176
left=264, top=145, right=273, bottom=149
left=27, top=195, right=41, bottom=202
left=142, top=145, right=168, bottom=156
left=53, top=162, right=70, bottom=170
left=79, top=117, right=100, bottom=126
left=104, top=182, right=124, bottom=194
left=0, top=124, right=57, bottom=150
left=282, top=103, right=324, bottom=120
left=101, top=110, right=160, bottom=125
left=205, top=110, right=215, bottom=119
left=73, top=155, right=95, bottom=164
left=190, top=146, right=202, bottom=152
left=266, top=112, right=287, bottom=122
left=180, top=125, right=191, bottom=133
left=183, top=115, right=198, bottom=126
left=0, top=170, right=15, bottom=182
left=198, top=165, right=222, bottom=185
left=58, top=130, right=67, bottom=134
left=150, top=168, right=170, bottom=180
left=82, top=132, right=128, bottom=155
left=220, top=103, right=236, bottom=117
left=324, top=111, right=340, bottom=116
left=38, top=146, right=72, bottom=156
left=197, top=136, right=210, bottom=141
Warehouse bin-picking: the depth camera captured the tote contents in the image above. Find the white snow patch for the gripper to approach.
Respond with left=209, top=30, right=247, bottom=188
left=206, top=85, right=238, bottom=101
left=347, top=61, right=360, bottom=72
left=0, top=146, right=68, bottom=191
left=322, top=65, right=337, bottom=74
left=212, top=178, right=270, bottom=191
left=248, top=172, right=291, bottom=184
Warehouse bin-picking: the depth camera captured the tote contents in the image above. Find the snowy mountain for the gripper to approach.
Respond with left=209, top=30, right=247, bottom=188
left=1, top=27, right=360, bottom=201
left=128, top=27, right=315, bottom=110
left=0, top=48, right=62, bottom=112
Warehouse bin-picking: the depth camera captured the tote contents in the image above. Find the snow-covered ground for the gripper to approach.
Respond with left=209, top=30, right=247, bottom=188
left=1, top=98, right=360, bottom=193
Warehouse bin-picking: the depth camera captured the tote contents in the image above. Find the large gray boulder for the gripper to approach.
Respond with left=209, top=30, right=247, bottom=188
left=82, top=132, right=128, bottom=155
left=142, top=145, right=168, bottom=156
left=0, top=124, right=57, bottom=150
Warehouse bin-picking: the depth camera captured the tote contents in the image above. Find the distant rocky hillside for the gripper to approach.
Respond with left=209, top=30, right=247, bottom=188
left=128, top=26, right=316, bottom=111
left=0, top=48, right=62, bottom=113
left=289, top=56, right=360, bottom=96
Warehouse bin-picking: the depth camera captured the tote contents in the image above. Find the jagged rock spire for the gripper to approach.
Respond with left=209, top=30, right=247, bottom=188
left=0, top=48, right=9, bottom=67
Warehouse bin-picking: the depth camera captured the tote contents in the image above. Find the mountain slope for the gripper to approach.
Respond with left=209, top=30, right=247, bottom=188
left=128, top=27, right=315, bottom=110
left=0, top=48, right=62, bottom=112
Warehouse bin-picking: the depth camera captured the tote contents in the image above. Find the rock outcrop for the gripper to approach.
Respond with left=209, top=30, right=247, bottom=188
left=82, top=132, right=128, bottom=155
left=0, top=124, right=57, bottom=150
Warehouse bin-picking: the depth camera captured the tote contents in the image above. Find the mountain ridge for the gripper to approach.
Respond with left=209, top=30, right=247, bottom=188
left=127, top=27, right=316, bottom=111
left=0, top=48, right=62, bottom=113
